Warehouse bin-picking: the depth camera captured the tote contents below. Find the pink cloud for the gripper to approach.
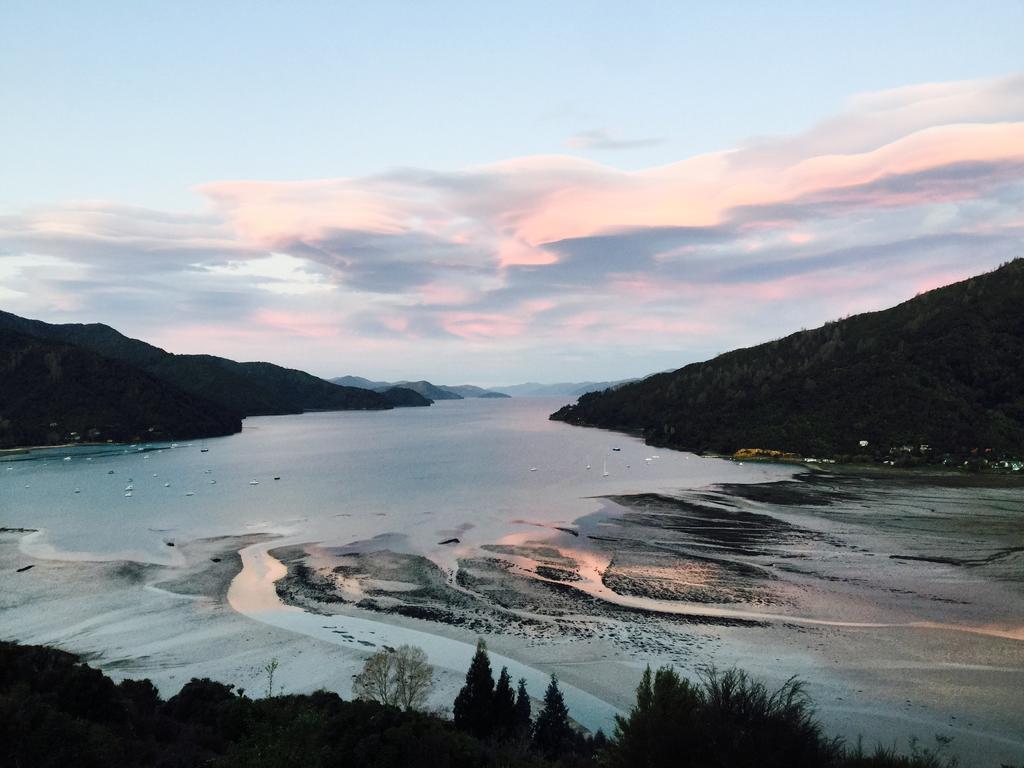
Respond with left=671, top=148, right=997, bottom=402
left=252, top=309, right=340, bottom=338
left=439, top=311, right=527, bottom=340
left=4, top=75, right=1023, bottom=381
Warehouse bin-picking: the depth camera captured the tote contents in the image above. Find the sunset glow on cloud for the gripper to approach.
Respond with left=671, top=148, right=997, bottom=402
left=1, top=74, right=1022, bottom=382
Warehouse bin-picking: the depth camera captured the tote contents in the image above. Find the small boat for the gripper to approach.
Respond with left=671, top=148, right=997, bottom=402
left=63, top=456, right=72, bottom=461
left=209, top=479, right=216, bottom=484
left=73, top=489, right=81, bottom=494
left=124, top=484, right=133, bottom=491
left=200, top=449, right=209, bottom=453
left=586, top=456, right=591, bottom=470
left=185, top=491, right=195, bottom=496
left=273, top=476, right=281, bottom=480
left=602, top=460, right=609, bottom=477
left=107, top=470, right=115, bottom=475
left=164, top=482, right=171, bottom=487
left=249, top=479, right=259, bottom=486
left=124, top=491, right=133, bottom=497
left=529, top=467, right=538, bottom=472
left=611, top=447, right=621, bottom=452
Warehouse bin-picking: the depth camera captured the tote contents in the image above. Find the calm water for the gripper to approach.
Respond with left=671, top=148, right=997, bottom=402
left=1, top=399, right=794, bottom=565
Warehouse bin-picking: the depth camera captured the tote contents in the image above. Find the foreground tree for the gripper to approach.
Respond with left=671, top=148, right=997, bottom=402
left=492, top=666, right=516, bottom=737
left=352, top=645, right=433, bottom=711
left=609, top=665, right=701, bottom=768
left=452, top=638, right=495, bottom=737
left=392, top=645, right=433, bottom=711
left=513, top=677, right=532, bottom=735
left=532, top=674, right=573, bottom=758
left=608, top=665, right=843, bottom=768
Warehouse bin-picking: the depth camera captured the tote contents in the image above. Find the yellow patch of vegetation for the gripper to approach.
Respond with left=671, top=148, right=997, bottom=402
left=733, top=448, right=803, bottom=461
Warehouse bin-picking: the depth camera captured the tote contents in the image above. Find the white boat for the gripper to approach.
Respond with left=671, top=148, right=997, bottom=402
left=602, top=460, right=609, bottom=477
left=529, top=467, right=538, bottom=472
left=124, top=491, right=132, bottom=497
left=185, top=491, right=195, bottom=496
left=63, top=456, right=71, bottom=461
left=586, top=456, right=591, bottom=470
left=124, top=484, right=134, bottom=491
left=164, top=482, right=171, bottom=487
left=249, top=479, right=259, bottom=485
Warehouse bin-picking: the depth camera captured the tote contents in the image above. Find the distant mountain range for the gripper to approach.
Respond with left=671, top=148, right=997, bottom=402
left=493, top=380, right=637, bottom=398
left=331, top=376, right=633, bottom=399
left=0, top=311, right=393, bottom=448
left=552, top=260, right=1024, bottom=459
left=329, top=376, right=511, bottom=400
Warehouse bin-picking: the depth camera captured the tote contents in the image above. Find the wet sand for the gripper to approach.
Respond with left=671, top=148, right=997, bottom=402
left=2, top=468, right=1022, bottom=765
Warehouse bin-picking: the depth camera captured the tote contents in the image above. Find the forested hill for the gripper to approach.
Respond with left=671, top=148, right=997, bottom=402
left=0, top=329, right=241, bottom=448
left=551, top=260, right=1024, bottom=458
left=0, top=311, right=391, bottom=417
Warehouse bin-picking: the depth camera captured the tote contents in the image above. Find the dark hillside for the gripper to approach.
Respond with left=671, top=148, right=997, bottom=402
left=552, top=260, right=1024, bottom=458
left=0, top=311, right=391, bottom=416
left=0, top=329, right=241, bottom=448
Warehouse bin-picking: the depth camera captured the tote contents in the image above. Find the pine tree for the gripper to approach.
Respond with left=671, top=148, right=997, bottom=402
left=492, top=666, right=516, bottom=737
left=608, top=665, right=701, bottom=768
left=452, top=638, right=495, bottom=738
left=532, top=674, right=573, bottom=757
left=513, top=677, right=531, bottom=736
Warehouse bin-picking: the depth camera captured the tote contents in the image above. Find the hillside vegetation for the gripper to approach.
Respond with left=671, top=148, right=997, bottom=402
left=0, top=330, right=240, bottom=448
left=0, top=641, right=970, bottom=768
left=552, top=260, right=1024, bottom=459
left=0, top=311, right=390, bottom=417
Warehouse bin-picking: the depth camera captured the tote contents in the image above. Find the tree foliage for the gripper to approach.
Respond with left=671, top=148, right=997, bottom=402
left=532, top=675, right=573, bottom=758
left=513, top=677, right=532, bottom=736
left=353, top=645, right=433, bottom=711
left=0, top=641, right=970, bottom=768
left=452, top=638, right=495, bottom=737
left=493, top=666, right=517, bottom=737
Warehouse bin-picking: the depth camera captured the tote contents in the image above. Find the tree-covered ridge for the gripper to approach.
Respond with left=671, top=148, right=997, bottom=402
left=552, top=260, right=1024, bottom=459
left=0, top=310, right=392, bottom=417
left=0, top=329, right=241, bottom=448
left=0, top=641, right=976, bottom=768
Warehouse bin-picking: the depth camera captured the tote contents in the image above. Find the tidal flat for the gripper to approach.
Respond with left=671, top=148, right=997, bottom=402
left=2, top=401, right=1021, bottom=766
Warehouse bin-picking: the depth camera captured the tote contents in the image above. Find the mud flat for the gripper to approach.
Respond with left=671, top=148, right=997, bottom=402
left=0, top=530, right=380, bottom=701
left=267, top=472, right=1024, bottom=767
left=2, top=459, right=1022, bottom=765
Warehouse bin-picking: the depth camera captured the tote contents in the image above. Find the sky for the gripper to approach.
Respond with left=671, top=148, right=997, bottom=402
left=1, top=2, right=1023, bottom=385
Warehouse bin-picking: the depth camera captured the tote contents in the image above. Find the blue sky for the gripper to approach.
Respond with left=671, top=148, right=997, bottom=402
left=1, top=2, right=1023, bottom=383
left=4, top=1, right=1021, bottom=207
